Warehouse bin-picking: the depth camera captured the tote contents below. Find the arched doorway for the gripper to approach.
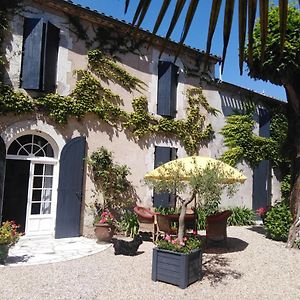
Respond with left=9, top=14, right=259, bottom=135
left=2, top=133, right=59, bottom=236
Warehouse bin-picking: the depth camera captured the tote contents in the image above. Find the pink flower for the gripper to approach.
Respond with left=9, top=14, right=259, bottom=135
left=256, top=207, right=267, bottom=217
left=165, top=234, right=171, bottom=242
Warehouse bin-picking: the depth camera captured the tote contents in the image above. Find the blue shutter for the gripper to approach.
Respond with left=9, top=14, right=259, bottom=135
left=153, top=146, right=177, bottom=208
left=43, top=22, right=60, bottom=93
left=0, top=137, right=6, bottom=222
left=252, top=109, right=271, bottom=211
left=55, top=137, right=86, bottom=238
left=21, top=18, right=43, bottom=90
left=157, top=61, right=178, bottom=118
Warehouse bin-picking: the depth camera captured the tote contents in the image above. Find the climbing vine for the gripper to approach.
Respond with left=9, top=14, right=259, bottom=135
left=0, top=0, right=23, bottom=78
left=0, top=4, right=216, bottom=156
left=88, top=147, right=136, bottom=209
left=220, top=112, right=288, bottom=168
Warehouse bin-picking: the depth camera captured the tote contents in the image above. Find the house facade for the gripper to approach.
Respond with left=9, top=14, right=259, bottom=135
left=0, top=0, right=285, bottom=238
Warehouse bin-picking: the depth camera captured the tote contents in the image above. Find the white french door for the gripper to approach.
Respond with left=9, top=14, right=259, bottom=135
left=6, top=133, right=59, bottom=237
left=25, top=161, right=57, bottom=236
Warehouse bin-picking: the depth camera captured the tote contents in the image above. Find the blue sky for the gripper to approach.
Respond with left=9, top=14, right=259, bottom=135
left=74, top=0, right=287, bottom=101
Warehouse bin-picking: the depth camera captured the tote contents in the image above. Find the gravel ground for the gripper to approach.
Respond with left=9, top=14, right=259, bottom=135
left=0, top=225, right=300, bottom=300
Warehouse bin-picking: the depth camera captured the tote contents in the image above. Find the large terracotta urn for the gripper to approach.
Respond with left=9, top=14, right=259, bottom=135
left=94, top=223, right=115, bottom=243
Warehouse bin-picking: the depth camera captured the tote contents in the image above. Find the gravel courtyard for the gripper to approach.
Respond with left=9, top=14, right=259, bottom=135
left=0, top=225, right=300, bottom=300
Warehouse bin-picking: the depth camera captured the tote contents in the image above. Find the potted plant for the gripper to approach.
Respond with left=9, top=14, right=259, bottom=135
left=145, top=157, right=245, bottom=288
left=0, top=220, right=21, bottom=264
left=88, top=147, right=136, bottom=242
left=94, top=208, right=116, bottom=243
left=152, top=234, right=202, bottom=288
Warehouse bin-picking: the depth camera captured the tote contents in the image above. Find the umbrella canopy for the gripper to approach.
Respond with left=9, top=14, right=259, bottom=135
left=144, top=156, right=246, bottom=184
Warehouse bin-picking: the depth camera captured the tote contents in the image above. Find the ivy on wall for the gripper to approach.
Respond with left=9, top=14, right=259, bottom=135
left=220, top=112, right=288, bottom=168
left=0, top=44, right=216, bottom=156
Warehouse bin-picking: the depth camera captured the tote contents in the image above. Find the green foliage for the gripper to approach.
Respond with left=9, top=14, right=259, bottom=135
left=154, top=207, right=180, bottom=215
left=295, top=239, right=300, bottom=249
left=281, top=174, right=291, bottom=202
left=117, top=210, right=139, bottom=237
left=247, top=4, right=300, bottom=85
left=0, top=36, right=216, bottom=155
left=227, top=207, right=255, bottom=226
left=263, top=202, right=293, bottom=241
left=88, top=147, right=134, bottom=209
left=192, top=165, right=237, bottom=215
left=220, top=113, right=277, bottom=167
left=221, top=111, right=289, bottom=167
left=195, top=207, right=210, bottom=230
left=156, top=236, right=202, bottom=254
left=123, top=96, right=155, bottom=137
left=0, top=83, right=34, bottom=114
left=88, top=49, right=145, bottom=92
left=0, top=0, right=23, bottom=79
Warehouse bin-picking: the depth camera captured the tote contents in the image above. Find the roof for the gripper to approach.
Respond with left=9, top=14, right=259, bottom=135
left=215, top=80, right=287, bottom=106
left=32, top=0, right=221, bottom=64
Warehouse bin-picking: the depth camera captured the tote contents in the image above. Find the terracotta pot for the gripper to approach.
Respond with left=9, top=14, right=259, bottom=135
left=0, top=244, right=9, bottom=264
left=94, top=223, right=115, bottom=243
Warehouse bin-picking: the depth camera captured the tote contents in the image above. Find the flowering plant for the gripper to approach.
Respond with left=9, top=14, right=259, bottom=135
left=94, top=210, right=116, bottom=226
left=256, top=207, right=268, bottom=218
left=156, top=235, right=202, bottom=254
left=0, top=221, right=21, bottom=246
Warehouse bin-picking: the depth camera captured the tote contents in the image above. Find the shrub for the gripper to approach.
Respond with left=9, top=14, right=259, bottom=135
left=227, top=207, right=255, bottom=226
left=295, top=239, right=300, bottom=249
left=117, top=210, right=139, bottom=238
left=263, top=202, right=292, bottom=241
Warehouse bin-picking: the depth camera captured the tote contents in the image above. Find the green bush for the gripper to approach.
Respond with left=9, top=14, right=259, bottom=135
left=117, top=210, right=139, bottom=238
left=295, top=239, right=300, bottom=249
left=154, top=207, right=180, bottom=215
left=195, top=207, right=210, bottom=230
left=227, top=207, right=255, bottom=226
left=263, top=202, right=292, bottom=241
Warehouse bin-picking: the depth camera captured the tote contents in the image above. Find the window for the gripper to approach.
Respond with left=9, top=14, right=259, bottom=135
left=7, top=134, right=54, bottom=158
left=153, top=146, right=177, bottom=207
left=157, top=61, right=178, bottom=118
left=20, top=18, right=60, bottom=92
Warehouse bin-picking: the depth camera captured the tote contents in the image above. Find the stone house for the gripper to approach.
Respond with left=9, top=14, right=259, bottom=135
left=0, top=0, right=285, bottom=238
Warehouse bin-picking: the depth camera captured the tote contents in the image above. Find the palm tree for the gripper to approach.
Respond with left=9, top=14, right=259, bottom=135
left=125, top=0, right=298, bottom=74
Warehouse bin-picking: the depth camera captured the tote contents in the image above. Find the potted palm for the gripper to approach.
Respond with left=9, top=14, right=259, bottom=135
left=145, top=156, right=245, bottom=288
left=0, top=220, right=21, bottom=264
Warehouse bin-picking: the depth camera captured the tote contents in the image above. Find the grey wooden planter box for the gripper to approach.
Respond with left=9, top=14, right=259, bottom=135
left=152, top=247, right=202, bottom=289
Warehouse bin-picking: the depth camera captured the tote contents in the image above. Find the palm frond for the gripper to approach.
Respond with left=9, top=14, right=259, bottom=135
left=152, top=0, right=172, bottom=35
left=279, top=0, right=288, bottom=53
left=174, top=0, right=199, bottom=60
left=238, top=0, right=247, bottom=75
left=259, top=0, right=269, bottom=63
left=221, top=0, right=235, bottom=73
left=125, top=0, right=130, bottom=14
left=247, top=0, right=257, bottom=67
left=206, top=0, right=222, bottom=56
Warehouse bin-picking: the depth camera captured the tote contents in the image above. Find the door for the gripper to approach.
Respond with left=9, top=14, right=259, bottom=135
left=2, top=160, right=30, bottom=232
left=55, top=137, right=86, bottom=238
left=4, top=133, right=58, bottom=236
left=25, top=162, right=56, bottom=235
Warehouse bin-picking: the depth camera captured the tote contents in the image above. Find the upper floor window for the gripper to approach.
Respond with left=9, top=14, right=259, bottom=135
left=20, top=18, right=60, bottom=93
left=157, top=61, right=178, bottom=118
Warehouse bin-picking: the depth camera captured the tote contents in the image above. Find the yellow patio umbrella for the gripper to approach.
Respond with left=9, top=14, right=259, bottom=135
left=144, top=156, right=246, bottom=184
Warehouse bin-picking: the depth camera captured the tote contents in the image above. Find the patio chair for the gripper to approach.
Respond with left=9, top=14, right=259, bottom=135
left=206, top=210, right=232, bottom=247
left=156, top=214, right=178, bottom=239
left=133, top=206, right=157, bottom=240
